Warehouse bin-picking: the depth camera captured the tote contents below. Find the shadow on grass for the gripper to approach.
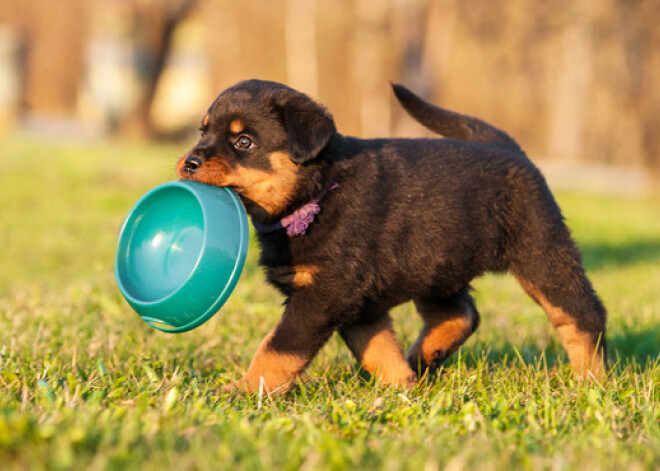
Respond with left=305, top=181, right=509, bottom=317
left=455, top=342, right=562, bottom=371
left=580, top=239, right=660, bottom=270
left=331, top=333, right=659, bottom=388
left=608, top=328, right=660, bottom=366
left=449, top=329, right=660, bottom=372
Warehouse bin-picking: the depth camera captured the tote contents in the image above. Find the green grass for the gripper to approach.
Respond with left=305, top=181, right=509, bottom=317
left=1, top=135, right=659, bottom=470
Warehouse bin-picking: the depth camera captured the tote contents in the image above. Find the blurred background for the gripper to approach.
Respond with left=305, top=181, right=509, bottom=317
left=0, top=0, right=659, bottom=190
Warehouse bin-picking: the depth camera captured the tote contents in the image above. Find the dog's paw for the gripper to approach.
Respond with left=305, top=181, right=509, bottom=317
left=221, top=376, right=293, bottom=395
left=406, top=348, right=450, bottom=375
left=221, top=377, right=257, bottom=394
left=373, top=365, right=418, bottom=390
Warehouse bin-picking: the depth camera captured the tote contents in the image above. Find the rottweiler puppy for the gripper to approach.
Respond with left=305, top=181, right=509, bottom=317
left=176, top=79, right=607, bottom=393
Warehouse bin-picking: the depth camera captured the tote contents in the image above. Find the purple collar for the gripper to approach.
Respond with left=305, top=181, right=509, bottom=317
left=253, top=182, right=339, bottom=237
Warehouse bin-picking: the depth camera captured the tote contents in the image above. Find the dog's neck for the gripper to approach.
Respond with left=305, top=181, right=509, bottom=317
left=252, top=182, right=339, bottom=237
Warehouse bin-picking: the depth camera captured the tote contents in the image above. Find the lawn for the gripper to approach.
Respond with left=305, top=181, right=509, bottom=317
left=1, top=136, right=659, bottom=470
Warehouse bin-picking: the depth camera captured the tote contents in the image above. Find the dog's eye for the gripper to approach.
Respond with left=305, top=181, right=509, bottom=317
left=198, top=126, right=207, bottom=137
left=234, top=135, right=254, bottom=150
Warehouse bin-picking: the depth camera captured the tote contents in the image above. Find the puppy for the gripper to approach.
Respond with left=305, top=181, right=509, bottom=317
left=176, top=79, right=607, bottom=393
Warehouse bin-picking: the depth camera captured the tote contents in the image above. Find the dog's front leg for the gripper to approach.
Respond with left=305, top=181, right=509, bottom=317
left=339, top=313, right=417, bottom=388
left=228, top=295, right=335, bottom=394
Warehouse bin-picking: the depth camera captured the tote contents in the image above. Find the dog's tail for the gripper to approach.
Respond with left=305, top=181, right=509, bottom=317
left=391, top=83, right=521, bottom=152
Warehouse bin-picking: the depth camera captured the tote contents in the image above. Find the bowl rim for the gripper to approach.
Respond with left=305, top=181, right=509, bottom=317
left=114, top=181, right=249, bottom=329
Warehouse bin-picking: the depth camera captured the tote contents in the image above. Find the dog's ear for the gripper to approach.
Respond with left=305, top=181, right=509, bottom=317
left=276, top=91, right=336, bottom=164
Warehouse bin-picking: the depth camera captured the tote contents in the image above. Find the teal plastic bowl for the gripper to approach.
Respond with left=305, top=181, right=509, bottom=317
left=115, top=180, right=249, bottom=333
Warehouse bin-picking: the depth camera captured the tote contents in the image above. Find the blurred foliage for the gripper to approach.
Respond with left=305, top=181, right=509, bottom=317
left=0, top=0, right=659, bottom=174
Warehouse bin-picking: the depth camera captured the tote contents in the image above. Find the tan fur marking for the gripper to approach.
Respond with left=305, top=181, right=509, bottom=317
left=267, top=265, right=319, bottom=288
left=419, top=316, right=473, bottom=364
left=202, top=114, right=209, bottom=127
left=292, top=265, right=319, bottom=288
left=342, top=317, right=416, bottom=387
left=408, top=307, right=475, bottom=370
left=227, top=151, right=299, bottom=216
left=176, top=156, right=231, bottom=187
left=176, top=151, right=300, bottom=217
left=517, top=277, right=604, bottom=378
left=229, top=119, right=244, bottom=134
left=239, top=329, right=308, bottom=393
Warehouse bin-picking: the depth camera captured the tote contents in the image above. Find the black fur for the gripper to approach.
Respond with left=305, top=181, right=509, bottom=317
left=274, top=89, right=336, bottom=163
left=178, top=79, right=607, bottom=390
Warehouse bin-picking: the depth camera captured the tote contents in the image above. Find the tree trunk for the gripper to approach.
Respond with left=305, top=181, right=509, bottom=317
left=121, top=0, right=198, bottom=138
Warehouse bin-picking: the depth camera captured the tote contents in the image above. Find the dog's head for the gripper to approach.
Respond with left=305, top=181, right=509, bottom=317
left=177, top=80, right=335, bottom=219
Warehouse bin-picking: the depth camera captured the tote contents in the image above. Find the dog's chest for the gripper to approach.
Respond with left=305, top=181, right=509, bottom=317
left=261, top=264, right=319, bottom=295
left=256, top=229, right=324, bottom=294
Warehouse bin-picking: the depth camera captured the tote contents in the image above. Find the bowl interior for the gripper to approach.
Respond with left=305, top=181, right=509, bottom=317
left=117, top=186, right=204, bottom=302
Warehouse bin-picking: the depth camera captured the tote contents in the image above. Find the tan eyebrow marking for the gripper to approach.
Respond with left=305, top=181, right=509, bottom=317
left=202, top=114, right=210, bottom=127
left=230, top=119, right=244, bottom=134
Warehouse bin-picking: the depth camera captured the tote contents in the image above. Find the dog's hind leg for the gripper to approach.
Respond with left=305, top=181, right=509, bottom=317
left=511, top=235, right=607, bottom=379
left=406, top=287, right=480, bottom=374
left=514, top=271, right=607, bottom=379
left=339, top=312, right=417, bottom=387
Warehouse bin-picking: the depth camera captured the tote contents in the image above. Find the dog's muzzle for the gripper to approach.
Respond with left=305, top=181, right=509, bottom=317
left=182, top=155, right=203, bottom=174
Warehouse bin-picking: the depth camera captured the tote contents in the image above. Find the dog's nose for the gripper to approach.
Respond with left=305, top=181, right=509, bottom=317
left=183, top=155, right=203, bottom=173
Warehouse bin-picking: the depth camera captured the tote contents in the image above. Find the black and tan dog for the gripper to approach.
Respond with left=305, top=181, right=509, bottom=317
left=176, top=79, right=607, bottom=393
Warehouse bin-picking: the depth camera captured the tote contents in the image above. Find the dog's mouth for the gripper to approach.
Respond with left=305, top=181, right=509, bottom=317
left=176, top=154, right=236, bottom=191
left=174, top=151, right=300, bottom=219
left=176, top=154, right=213, bottom=180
